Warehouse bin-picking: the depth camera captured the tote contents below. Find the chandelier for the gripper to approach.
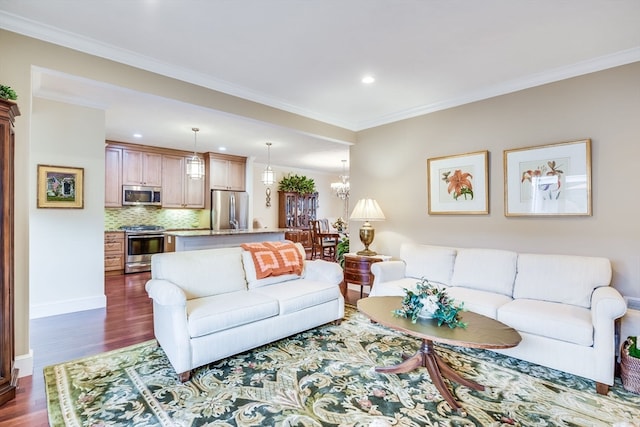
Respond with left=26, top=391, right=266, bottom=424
left=331, top=160, right=350, bottom=200
left=186, top=127, right=204, bottom=179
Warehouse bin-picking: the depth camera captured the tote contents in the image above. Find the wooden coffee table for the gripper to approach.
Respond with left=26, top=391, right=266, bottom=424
left=358, top=296, right=521, bottom=416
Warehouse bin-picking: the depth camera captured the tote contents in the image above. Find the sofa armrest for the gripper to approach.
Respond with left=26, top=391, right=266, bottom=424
left=303, top=260, right=344, bottom=286
left=145, top=279, right=187, bottom=306
left=371, top=260, right=407, bottom=285
left=591, top=286, right=627, bottom=326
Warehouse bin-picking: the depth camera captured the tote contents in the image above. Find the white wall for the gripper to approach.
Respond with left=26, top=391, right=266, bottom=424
left=351, top=62, right=640, bottom=298
left=29, top=98, right=106, bottom=318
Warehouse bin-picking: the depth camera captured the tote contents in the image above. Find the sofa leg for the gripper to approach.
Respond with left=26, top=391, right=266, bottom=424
left=177, top=371, right=191, bottom=382
left=595, top=382, right=609, bottom=395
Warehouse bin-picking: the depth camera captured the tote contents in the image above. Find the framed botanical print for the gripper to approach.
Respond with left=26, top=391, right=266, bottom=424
left=427, top=150, right=489, bottom=215
left=504, top=139, right=591, bottom=216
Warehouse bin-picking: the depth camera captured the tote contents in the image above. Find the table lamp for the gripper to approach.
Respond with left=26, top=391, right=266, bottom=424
left=349, top=198, right=385, bottom=256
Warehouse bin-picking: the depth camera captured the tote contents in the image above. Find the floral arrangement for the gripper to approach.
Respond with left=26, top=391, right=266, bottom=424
left=392, top=278, right=467, bottom=329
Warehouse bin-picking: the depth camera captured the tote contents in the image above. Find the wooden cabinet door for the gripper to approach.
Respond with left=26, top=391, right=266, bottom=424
left=161, top=155, right=205, bottom=208
left=122, top=150, right=162, bottom=186
left=0, top=99, right=18, bottom=406
left=209, top=156, right=230, bottom=190
left=184, top=172, right=205, bottom=208
left=227, top=159, right=246, bottom=191
left=104, top=147, right=122, bottom=207
left=208, top=153, right=246, bottom=191
left=161, top=155, right=184, bottom=208
left=143, top=152, right=162, bottom=186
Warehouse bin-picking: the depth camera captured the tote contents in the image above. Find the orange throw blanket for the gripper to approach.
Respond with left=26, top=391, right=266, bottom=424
left=241, top=241, right=304, bottom=279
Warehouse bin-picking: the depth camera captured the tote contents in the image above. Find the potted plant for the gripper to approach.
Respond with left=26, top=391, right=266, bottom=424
left=278, top=174, right=316, bottom=194
left=0, top=85, right=18, bottom=101
left=336, top=235, right=349, bottom=268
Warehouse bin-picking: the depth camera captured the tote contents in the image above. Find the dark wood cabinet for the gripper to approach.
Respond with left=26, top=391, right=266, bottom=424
left=0, top=99, right=18, bottom=406
left=278, top=191, right=317, bottom=252
left=344, top=254, right=383, bottom=298
left=278, top=191, right=317, bottom=229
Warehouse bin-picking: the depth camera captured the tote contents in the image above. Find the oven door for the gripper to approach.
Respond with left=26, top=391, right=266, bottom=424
left=125, top=233, right=164, bottom=272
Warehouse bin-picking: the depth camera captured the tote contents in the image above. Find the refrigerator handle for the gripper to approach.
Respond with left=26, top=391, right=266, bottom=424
left=229, top=193, right=238, bottom=229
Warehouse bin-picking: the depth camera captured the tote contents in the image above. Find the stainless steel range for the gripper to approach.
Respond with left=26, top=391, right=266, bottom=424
left=120, top=225, right=165, bottom=273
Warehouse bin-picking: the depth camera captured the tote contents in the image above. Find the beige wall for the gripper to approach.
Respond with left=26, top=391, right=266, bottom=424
left=351, top=62, right=640, bottom=298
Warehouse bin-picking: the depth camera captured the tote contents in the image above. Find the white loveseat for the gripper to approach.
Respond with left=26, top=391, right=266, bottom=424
left=145, top=242, right=344, bottom=381
left=369, top=243, right=627, bottom=393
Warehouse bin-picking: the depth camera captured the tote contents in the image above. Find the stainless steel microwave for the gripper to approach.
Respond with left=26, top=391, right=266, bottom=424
left=122, top=185, right=162, bottom=206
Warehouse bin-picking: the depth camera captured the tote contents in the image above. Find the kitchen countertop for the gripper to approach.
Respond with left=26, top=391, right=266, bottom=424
left=164, top=228, right=288, bottom=237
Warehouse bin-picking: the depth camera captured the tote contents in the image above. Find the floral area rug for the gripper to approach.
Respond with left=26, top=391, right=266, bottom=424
left=45, top=306, right=640, bottom=426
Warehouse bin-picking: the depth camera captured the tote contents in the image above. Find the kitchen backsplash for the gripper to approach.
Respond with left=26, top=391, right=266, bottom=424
left=105, top=206, right=207, bottom=230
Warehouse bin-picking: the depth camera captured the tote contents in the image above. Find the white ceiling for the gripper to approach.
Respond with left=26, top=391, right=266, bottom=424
left=1, top=0, right=639, bottom=173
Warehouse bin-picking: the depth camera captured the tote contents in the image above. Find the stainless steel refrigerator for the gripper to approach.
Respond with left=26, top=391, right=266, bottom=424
left=210, top=190, right=249, bottom=230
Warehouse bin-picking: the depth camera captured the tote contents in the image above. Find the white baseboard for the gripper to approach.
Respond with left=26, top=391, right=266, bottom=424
left=15, top=349, right=33, bottom=378
left=30, top=294, right=106, bottom=319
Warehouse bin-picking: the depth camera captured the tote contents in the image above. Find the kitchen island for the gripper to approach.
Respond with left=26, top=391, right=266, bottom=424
left=164, top=229, right=287, bottom=252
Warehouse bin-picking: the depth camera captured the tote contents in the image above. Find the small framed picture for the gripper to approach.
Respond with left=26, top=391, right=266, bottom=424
left=427, top=150, right=489, bottom=215
left=504, top=139, right=591, bottom=216
left=37, top=164, right=84, bottom=209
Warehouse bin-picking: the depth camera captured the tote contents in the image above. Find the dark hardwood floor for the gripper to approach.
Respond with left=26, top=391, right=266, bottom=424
left=0, top=271, right=363, bottom=426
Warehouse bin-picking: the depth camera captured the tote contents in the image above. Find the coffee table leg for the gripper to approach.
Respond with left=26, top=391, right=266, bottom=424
left=375, top=339, right=482, bottom=416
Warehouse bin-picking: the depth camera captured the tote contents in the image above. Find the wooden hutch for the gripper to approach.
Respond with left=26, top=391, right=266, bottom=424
left=0, top=99, right=18, bottom=406
left=278, top=191, right=318, bottom=251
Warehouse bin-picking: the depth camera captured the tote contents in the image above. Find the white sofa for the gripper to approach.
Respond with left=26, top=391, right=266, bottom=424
left=369, top=243, right=627, bottom=394
left=145, top=243, right=344, bottom=381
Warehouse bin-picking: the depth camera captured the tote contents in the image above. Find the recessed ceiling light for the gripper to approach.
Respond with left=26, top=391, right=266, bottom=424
left=362, top=75, right=375, bottom=84
left=219, top=146, right=227, bottom=151
left=133, top=133, right=143, bottom=138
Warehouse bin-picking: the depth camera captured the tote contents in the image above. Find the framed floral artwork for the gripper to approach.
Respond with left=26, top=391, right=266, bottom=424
left=504, top=139, right=591, bottom=216
left=37, top=164, right=84, bottom=209
left=427, top=150, right=489, bottom=215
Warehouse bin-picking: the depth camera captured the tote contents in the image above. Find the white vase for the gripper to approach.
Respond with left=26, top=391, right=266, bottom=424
left=417, top=298, right=436, bottom=319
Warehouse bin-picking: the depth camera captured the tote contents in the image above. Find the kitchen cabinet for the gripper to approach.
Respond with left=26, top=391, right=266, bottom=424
left=104, top=231, right=125, bottom=273
left=122, top=149, right=162, bottom=186
left=0, top=99, right=18, bottom=406
left=161, top=154, right=205, bottom=208
left=104, top=146, right=122, bottom=207
left=206, top=153, right=246, bottom=191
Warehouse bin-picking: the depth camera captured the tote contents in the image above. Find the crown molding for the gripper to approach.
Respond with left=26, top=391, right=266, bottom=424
left=3, top=11, right=639, bottom=133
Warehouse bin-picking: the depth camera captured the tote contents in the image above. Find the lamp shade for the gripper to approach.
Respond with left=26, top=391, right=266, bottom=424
left=349, top=198, right=385, bottom=221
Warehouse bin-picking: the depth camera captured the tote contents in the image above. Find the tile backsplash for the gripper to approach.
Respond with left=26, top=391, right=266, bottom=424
left=105, top=206, right=207, bottom=230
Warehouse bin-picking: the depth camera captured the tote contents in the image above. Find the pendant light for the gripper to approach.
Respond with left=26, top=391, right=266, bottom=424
left=261, top=142, right=275, bottom=185
left=261, top=142, right=275, bottom=207
left=186, top=127, right=204, bottom=180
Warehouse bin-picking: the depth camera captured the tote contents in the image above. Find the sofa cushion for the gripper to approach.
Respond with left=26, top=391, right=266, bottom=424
left=369, top=277, right=421, bottom=297
left=241, top=241, right=304, bottom=280
left=512, top=253, right=612, bottom=308
left=242, top=242, right=306, bottom=289
left=186, top=291, right=279, bottom=338
left=151, top=247, right=246, bottom=299
left=497, top=299, right=593, bottom=346
left=252, top=280, right=340, bottom=315
left=446, top=287, right=512, bottom=319
left=450, top=248, right=517, bottom=297
left=400, top=243, right=457, bottom=285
